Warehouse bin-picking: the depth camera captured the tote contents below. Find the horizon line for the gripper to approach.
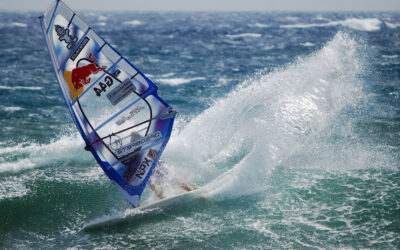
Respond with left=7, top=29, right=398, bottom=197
left=1, top=9, right=400, bottom=13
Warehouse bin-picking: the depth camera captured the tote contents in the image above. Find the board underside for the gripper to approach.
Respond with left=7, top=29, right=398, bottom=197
left=83, top=188, right=206, bottom=230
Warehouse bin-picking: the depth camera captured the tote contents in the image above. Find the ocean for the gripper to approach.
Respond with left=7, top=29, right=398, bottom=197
left=1, top=10, right=400, bottom=248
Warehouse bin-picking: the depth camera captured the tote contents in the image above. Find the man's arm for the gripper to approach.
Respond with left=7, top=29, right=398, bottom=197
left=149, top=182, right=165, bottom=199
left=175, top=177, right=198, bottom=192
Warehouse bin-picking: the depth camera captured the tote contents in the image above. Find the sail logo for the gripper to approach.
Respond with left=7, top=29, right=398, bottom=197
left=63, top=52, right=107, bottom=99
left=55, top=24, right=77, bottom=49
left=116, top=106, right=145, bottom=126
left=132, top=149, right=158, bottom=185
left=116, top=131, right=161, bottom=158
left=71, top=37, right=90, bottom=61
left=71, top=53, right=107, bottom=91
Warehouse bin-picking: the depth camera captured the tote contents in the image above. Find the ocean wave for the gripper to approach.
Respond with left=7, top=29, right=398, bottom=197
left=382, top=55, right=398, bottom=59
left=0, top=177, right=30, bottom=200
left=0, top=133, right=92, bottom=174
left=281, top=18, right=382, bottom=32
left=263, top=45, right=275, bottom=50
left=249, top=23, right=269, bottom=28
left=98, top=15, right=108, bottom=21
left=0, top=86, right=43, bottom=90
left=159, top=73, right=175, bottom=78
left=301, top=42, right=315, bottom=47
left=385, top=22, right=400, bottom=28
left=123, top=20, right=142, bottom=26
left=313, top=14, right=330, bottom=21
left=0, top=158, right=36, bottom=173
left=3, top=106, right=24, bottom=112
left=10, top=22, right=27, bottom=28
left=156, top=77, right=206, bottom=86
left=226, top=33, right=262, bottom=39
left=147, top=72, right=175, bottom=78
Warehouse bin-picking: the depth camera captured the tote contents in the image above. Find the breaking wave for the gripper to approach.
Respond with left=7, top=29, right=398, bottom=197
left=281, top=18, right=382, bottom=32
left=0, top=133, right=92, bottom=173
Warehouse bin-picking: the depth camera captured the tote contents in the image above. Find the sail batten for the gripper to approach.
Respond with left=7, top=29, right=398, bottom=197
left=40, top=0, right=176, bottom=207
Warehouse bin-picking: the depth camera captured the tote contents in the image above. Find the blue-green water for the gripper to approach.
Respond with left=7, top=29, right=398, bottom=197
left=1, top=11, right=400, bottom=248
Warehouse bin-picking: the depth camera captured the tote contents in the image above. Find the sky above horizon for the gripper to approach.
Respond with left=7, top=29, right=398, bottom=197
left=1, top=0, right=400, bottom=12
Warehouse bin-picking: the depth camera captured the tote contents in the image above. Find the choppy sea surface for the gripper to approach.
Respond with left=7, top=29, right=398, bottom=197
left=0, top=10, right=400, bottom=248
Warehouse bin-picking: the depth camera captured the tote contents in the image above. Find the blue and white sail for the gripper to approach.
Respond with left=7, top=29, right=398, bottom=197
left=39, top=0, right=176, bottom=207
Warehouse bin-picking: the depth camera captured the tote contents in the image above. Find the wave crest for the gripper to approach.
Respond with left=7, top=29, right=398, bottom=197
left=281, top=18, right=382, bottom=32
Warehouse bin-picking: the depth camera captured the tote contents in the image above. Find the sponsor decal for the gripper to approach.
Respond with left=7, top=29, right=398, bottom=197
left=106, top=78, right=136, bottom=105
left=147, top=148, right=157, bottom=160
left=70, top=37, right=90, bottom=61
left=121, top=148, right=157, bottom=183
left=135, top=149, right=157, bottom=180
left=116, top=106, right=145, bottom=126
left=55, top=24, right=77, bottom=49
left=133, top=149, right=158, bottom=183
left=116, top=131, right=161, bottom=158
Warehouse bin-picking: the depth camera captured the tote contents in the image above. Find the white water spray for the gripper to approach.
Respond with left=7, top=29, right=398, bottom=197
left=166, top=32, right=366, bottom=197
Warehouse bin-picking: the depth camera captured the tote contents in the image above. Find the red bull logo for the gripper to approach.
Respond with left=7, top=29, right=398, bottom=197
left=71, top=53, right=106, bottom=92
left=63, top=52, right=107, bottom=100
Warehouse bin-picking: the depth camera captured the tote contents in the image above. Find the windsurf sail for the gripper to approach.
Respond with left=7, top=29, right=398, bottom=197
left=39, top=0, right=176, bottom=207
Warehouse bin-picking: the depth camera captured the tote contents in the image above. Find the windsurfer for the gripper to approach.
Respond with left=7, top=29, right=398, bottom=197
left=149, top=160, right=198, bottom=199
